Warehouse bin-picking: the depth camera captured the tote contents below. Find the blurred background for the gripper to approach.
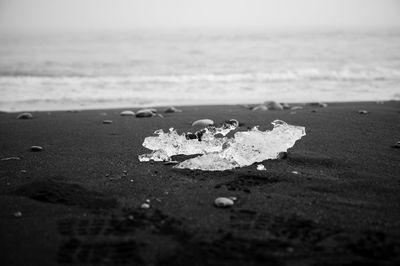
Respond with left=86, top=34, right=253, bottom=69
left=0, top=0, right=399, bottom=111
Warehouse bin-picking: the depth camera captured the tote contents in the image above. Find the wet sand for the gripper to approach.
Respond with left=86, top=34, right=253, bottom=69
left=0, top=101, right=399, bottom=265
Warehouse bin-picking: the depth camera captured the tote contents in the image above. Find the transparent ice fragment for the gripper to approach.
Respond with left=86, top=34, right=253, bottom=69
left=139, top=119, right=305, bottom=171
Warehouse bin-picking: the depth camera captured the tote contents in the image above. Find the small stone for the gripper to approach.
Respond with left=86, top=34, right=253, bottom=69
left=120, top=110, right=135, bottom=116
left=309, top=102, right=327, bottom=108
left=145, top=199, right=150, bottom=203
left=136, top=109, right=156, bottom=118
left=256, top=164, right=266, bottom=171
left=164, top=106, right=182, bottom=113
left=141, top=203, right=150, bottom=209
left=264, top=101, right=283, bottom=110
left=291, top=106, right=303, bottom=110
left=229, top=197, right=237, bottom=201
left=358, top=110, right=368, bottom=114
left=251, top=105, right=268, bottom=111
left=13, top=211, right=22, bottom=217
left=1, top=157, right=21, bottom=161
left=291, top=171, right=299, bottom=175
left=102, top=120, right=112, bottom=124
left=30, top=146, right=43, bottom=152
left=224, top=119, right=239, bottom=127
left=281, top=103, right=291, bottom=109
left=17, top=113, right=33, bottom=119
left=311, top=109, right=317, bottom=113
left=192, top=119, right=214, bottom=127
left=130, top=179, right=134, bottom=182
left=164, top=160, right=179, bottom=165
left=391, top=141, right=400, bottom=149
left=99, top=112, right=107, bottom=116
left=214, top=197, right=234, bottom=208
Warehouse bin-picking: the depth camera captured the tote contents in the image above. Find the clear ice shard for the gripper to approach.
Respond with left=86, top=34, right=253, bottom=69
left=139, top=120, right=306, bottom=171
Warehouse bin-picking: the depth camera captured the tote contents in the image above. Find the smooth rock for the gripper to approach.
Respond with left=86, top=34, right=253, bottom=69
left=264, top=101, right=283, bottom=110
left=17, top=113, right=33, bottom=119
left=281, top=103, right=291, bottom=109
left=214, top=197, right=234, bottom=208
left=256, top=164, right=266, bottom=171
left=164, top=106, right=182, bottom=113
left=1, top=157, right=21, bottom=161
left=120, top=110, right=135, bottom=116
left=224, top=119, right=239, bottom=127
left=136, top=109, right=156, bottom=118
left=391, top=141, right=400, bottom=149
left=30, top=146, right=43, bottom=152
left=13, top=211, right=22, bottom=217
left=291, top=106, right=303, bottom=110
left=251, top=105, right=268, bottom=111
left=309, top=102, right=328, bottom=108
left=358, top=110, right=368, bottom=114
left=102, top=120, right=112, bottom=124
left=140, top=203, right=151, bottom=209
left=192, top=119, right=214, bottom=127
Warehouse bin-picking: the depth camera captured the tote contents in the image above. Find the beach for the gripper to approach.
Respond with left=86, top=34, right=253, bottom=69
left=0, top=101, right=399, bottom=265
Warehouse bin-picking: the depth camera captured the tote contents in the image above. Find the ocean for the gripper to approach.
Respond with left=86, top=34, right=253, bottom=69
left=0, top=29, right=399, bottom=111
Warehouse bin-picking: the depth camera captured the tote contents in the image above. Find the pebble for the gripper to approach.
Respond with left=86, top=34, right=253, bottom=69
left=164, top=106, right=182, bottom=113
left=229, top=197, right=237, bottom=201
left=251, top=105, right=268, bottom=111
left=309, top=102, right=328, bottom=108
left=164, top=161, right=179, bottom=165
left=256, top=164, right=266, bottom=171
left=17, top=113, right=33, bottom=119
left=102, top=120, right=112, bottom=124
left=30, top=146, right=43, bottom=152
left=120, top=110, right=135, bottom=116
left=264, top=101, right=283, bottom=110
left=224, top=119, right=239, bottom=127
left=214, top=197, right=234, bottom=208
left=281, top=103, right=291, bottom=109
left=392, top=141, right=400, bottom=149
left=140, top=203, right=151, bottom=209
left=136, top=109, right=156, bottom=118
left=192, top=119, right=214, bottom=127
left=311, top=109, right=317, bottom=113
left=13, top=211, right=22, bottom=217
left=291, top=171, right=299, bottom=175
left=358, top=110, right=369, bottom=114
left=291, top=106, right=303, bottom=110
left=1, top=156, right=21, bottom=161
left=99, top=112, right=107, bottom=116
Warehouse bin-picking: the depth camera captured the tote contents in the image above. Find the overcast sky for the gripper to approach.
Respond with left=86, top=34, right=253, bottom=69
left=0, top=0, right=399, bottom=31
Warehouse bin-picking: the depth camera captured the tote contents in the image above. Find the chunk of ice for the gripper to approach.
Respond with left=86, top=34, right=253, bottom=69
left=139, top=120, right=305, bottom=171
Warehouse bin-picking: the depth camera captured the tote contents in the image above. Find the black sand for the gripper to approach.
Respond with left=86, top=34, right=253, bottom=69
left=0, top=101, right=399, bottom=265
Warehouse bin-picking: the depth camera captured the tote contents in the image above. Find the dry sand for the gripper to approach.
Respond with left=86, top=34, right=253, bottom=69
left=0, top=101, right=399, bottom=265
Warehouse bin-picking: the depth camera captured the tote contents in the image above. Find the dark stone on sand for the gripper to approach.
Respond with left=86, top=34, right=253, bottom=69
left=136, top=109, right=156, bottom=118
left=391, top=141, right=400, bottom=149
left=30, top=146, right=43, bottom=152
left=102, top=120, right=112, bottom=124
left=309, top=102, right=328, bottom=108
left=164, top=106, right=182, bottom=113
left=14, top=179, right=117, bottom=209
left=120, top=110, right=135, bottom=116
left=17, top=112, right=33, bottom=119
left=281, top=103, right=291, bottom=109
left=224, top=119, right=239, bottom=127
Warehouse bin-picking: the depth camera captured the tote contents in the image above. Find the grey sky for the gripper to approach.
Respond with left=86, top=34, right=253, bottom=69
left=0, top=0, right=399, bottom=31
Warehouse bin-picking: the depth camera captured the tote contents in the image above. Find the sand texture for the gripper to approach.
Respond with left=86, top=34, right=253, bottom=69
left=0, top=101, right=400, bottom=265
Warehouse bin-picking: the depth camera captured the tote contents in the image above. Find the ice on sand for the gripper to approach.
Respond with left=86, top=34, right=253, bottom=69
left=139, top=120, right=305, bottom=171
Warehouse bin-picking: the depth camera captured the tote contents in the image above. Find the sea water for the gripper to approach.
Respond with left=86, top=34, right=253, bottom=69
left=0, top=29, right=399, bottom=111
